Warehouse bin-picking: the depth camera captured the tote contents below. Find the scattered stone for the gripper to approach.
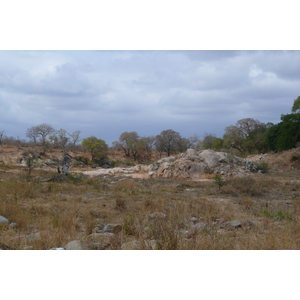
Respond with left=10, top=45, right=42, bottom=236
left=144, top=240, right=160, bottom=250
left=86, top=233, right=115, bottom=249
left=26, top=232, right=41, bottom=241
left=65, top=240, right=89, bottom=250
left=148, top=212, right=166, bottom=220
left=8, top=223, right=18, bottom=229
left=220, top=219, right=255, bottom=230
left=214, top=218, right=225, bottom=224
left=190, top=217, right=198, bottom=224
left=49, top=247, right=66, bottom=250
left=102, top=224, right=122, bottom=234
left=121, top=240, right=141, bottom=250
left=185, top=222, right=207, bottom=239
left=0, top=215, right=9, bottom=226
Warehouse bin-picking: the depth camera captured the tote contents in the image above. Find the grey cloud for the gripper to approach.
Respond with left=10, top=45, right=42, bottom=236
left=1, top=50, right=300, bottom=145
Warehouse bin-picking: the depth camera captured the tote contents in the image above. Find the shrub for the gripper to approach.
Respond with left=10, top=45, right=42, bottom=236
left=214, top=174, right=224, bottom=189
left=255, top=162, right=269, bottom=173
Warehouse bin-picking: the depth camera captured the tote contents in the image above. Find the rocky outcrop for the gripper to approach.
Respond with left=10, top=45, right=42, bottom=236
left=149, top=149, right=258, bottom=179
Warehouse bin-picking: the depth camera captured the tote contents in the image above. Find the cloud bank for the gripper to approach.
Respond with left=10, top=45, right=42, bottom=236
left=0, top=50, right=299, bottom=144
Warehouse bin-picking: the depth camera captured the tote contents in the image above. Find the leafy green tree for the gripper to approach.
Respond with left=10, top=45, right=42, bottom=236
left=82, top=136, right=108, bottom=164
left=223, top=118, right=268, bottom=155
left=116, top=131, right=140, bottom=158
left=266, top=114, right=300, bottom=151
left=202, top=133, right=217, bottom=149
left=211, top=138, right=223, bottom=151
left=292, top=96, right=300, bottom=113
left=266, top=97, right=300, bottom=152
left=155, top=129, right=183, bottom=156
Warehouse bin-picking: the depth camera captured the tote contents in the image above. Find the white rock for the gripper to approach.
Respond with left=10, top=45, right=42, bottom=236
left=65, top=240, right=89, bottom=250
left=0, top=216, right=9, bottom=226
left=121, top=241, right=141, bottom=250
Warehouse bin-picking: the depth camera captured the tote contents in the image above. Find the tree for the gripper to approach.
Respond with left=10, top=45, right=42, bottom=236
left=68, top=130, right=81, bottom=145
left=186, top=135, right=200, bottom=149
left=26, top=124, right=55, bottom=150
left=138, top=136, right=155, bottom=160
left=155, top=129, right=182, bottom=157
left=211, top=138, right=223, bottom=151
left=292, top=96, right=300, bottom=113
left=202, top=133, right=217, bottom=149
left=266, top=114, right=300, bottom=151
left=0, top=130, right=5, bottom=152
left=82, top=136, right=108, bottom=164
left=223, top=118, right=268, bottom=155
left=56, top=129, right=69, bottom=150
left=26, top=126, right=39, bottom=144
left=118, top=131, right=140, bottom=158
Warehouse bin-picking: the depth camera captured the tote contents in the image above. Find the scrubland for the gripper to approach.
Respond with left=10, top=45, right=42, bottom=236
left=1, top=161, right=300, bottom=250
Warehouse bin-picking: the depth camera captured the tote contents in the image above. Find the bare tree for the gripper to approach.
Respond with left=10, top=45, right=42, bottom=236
left=26, top=127, right=39, bottom=144
left=68, top=130, right=81, bottom=145
left=26, top=124, right=55, bottom=153
left=0, top=130, right=5, bottom=152
left=186, top=135, right=200, bottom=149
left=56, top=129, right=69, bottom=150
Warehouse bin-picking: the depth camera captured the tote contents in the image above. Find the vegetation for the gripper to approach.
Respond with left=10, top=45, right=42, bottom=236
left=0, top=163, right=300, bottom=250
left=1, top=97, right=300, bottom=159
left=81, top=136, right=108, bottom=165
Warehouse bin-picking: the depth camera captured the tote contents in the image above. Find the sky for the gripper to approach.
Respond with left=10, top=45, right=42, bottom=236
left=1, top=50, right=299, bottom=145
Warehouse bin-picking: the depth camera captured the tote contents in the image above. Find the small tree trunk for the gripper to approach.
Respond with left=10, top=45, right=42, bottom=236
left=62, top=152, right=71, bottom=175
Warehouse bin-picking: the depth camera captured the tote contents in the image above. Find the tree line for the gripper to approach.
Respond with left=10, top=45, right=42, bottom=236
left=1, top=97, right=300, bottom=165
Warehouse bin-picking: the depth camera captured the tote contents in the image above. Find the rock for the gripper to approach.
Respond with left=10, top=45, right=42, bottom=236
left=229, top=220, right=242, bottom=229
left=49, top=247, right=66, bottom=250
left=149, top=149, right=259, bottom=179
left=102, top=224, right=122, bottom=233
left=185, top=222, right=207, bottom=238
left=148, top=212, right=166, bottom=220
left=190, top=217, right=198, bottom=224
left=221, top=219, right=254, bottom=230
left=121, top=241, right=141, bottom=250
left=144, top=239, right=160, bottom=250
left=86, top=233, right=115, bottom=249
left=65, top=240, right=89, bottom=250
left=8, top=223, right=18, bottom=229
left=26, top=232, right=41, bottom=241
left=0, top=215, right=9, bottom=226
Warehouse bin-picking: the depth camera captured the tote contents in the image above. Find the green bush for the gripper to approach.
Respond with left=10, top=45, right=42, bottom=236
left=256, top=162, right=269, bottom=173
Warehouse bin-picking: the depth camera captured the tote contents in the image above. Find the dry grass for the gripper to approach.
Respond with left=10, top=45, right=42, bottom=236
left=1, top=163, right=300, bottom=250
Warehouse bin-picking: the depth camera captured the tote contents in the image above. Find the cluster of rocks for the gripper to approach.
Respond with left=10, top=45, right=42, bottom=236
left=1, top=211, right=261, bottom=250
left=149, top=149, right=259, bottom=179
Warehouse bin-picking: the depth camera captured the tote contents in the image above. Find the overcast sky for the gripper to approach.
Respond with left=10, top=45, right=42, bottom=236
left=0, top=50, right=299, bottom=145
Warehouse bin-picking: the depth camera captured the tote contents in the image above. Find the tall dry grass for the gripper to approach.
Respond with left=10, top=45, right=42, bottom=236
left=1, top=165, right=300, bottom=249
